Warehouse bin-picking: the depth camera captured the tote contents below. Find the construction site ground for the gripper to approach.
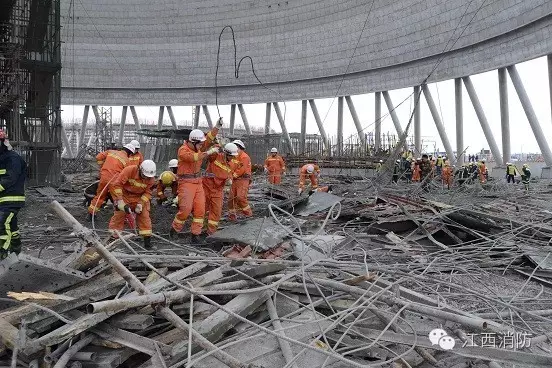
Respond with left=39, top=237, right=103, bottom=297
left=1, top=171, right=552, bottom=368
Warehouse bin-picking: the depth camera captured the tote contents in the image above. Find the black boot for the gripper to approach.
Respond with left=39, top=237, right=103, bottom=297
left=191, top=234, right=205, bottom=245
left=143, top=236, right=153, bottom=249
left=169, top=228, right=178, bottom=239
left=10, top=236, right=21, bottom=255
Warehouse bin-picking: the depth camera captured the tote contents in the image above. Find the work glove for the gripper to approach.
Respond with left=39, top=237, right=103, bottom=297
left=216, top=117, right=224, bottom=128
left=298, top=188, right=303, bottom=195
left=283, top=171, right=286, bottom=176
left=264, top=167, right=268, bottom=174
left=316, top=173, right=321, bottom=178
left=205, top=146, right=219, bottom=156
left=135, top=203, right=143, bottom=214
left=172, top=196, right=179, bottom=206
left=117, top=200, right=126, bottom=212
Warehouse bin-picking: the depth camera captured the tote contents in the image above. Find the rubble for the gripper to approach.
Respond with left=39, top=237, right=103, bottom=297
left=0, top=175, right=551, bottom=367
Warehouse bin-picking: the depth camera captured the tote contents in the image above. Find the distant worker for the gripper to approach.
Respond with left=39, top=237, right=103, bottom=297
left=228, top=140, right=252, bottom=221
left=109, top=160, right=157, bottom=248
left=264, top=147, right=286, bottom=184
left=436, top=155, right=444, bottom=175
left=375, top=160, right=383, bottom=173
left=420, top=154, right=433, bottom=191
left=442, top=161, right=453, bottom=189
left=203, top=143, right=238, bottom=234
left=156, top=159, right=178, bottom=205
left=128, top=140, right=144, bottom=166
left=479, top=160, right=487, bottom=184
left=0, top=131, right=25, bottom=259
left=392, top=159, right=400, bottom=183
left=405, top=159, right=413, bottom=182
left=412, top=159, right=421, bottom=182
left=521, top=163, right=531, bottom=191
left=298, top=164, right=320, bottom=194
left=170, top=118, right=223, bottom=242
left=506, top=162, right=518, bottom=184
left=88, top=143, right=135, bottom=219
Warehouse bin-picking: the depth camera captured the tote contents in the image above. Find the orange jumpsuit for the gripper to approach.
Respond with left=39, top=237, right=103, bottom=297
left=299, top=164, right=321, bottom=190
left=264, top=154, right=286, bottom=184
left=156, top=171, right=178, bottom=201
left=412, top=163, right=421, bottom=182
left=109, top=165, right=155, bottom=237
left=172, top=127, right=219, bottom=235
left=442, top=166, right=453, bottom=188
left=89, top=150, right=129, bottom=214
left=203, top=152, right=235, bottom=234
left=228, top=150, right=252, bottom=220
left=479, top=164, right=487, bottom=184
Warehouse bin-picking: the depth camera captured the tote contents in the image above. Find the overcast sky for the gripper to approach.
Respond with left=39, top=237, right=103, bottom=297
left=62, top=56, right=552, bottom=157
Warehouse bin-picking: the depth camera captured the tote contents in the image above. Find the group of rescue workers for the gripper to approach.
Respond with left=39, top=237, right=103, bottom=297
left=86, top=117, right=332, bottom=249
left=376, top=151, right=532, bottom=191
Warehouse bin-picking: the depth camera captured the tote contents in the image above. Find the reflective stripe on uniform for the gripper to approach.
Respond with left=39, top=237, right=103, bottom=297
left=173, top=218, right=186, bottom=224
left=2, top=212, right=14, bottom=250
left=114, top=189, right=123, bottom=194
left=141, top=195, right=150, bottom=202
left=139, top=229, right=152, bottom=235
left=0, top=185, right=4, bottom=192
left=207, top=131, right=215, bottom=140
left=193, top=153, right=199, bottom=162
left=128, top=179, right=147, bottom=188
left=241, top=205, right=251, bottom=211
left=192, top=218, right=203, bottom=223
left=108, top=152, right=127, bottom=167
left=97, top=161, right=104, bottom=165
left=0, top=169, right=6, bottom=174
left=0, top=196, right=24, bottom=203
left=208, top=220, right=219, bottom=226
left=213, top=160, right=232, bottom=172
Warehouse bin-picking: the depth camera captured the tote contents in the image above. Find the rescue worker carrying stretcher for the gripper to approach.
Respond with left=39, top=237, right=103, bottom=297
left=170, top=119, right=222, bottom=243
left=298, top=164, right=331, bottom=194
left=203, top=143, right=238, bottom=234
left=0, top=130, right=26, bottom=259
left=128, top=140, right=144, bottom=166
left=88, top=143, right=135, bottom=219
left=109, top=160, right=157, bottom=248
left=156, top=159, right=178, bottom=206
left=264, top=147, right=286, bottom=184
left=228, top=140, right=252, bottom=221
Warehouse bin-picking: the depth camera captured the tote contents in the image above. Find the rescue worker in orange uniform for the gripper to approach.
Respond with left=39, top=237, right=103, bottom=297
left=264, top=147, right=286, bottom=184
left=109, top=160, right=157, bottom=248
left=228, top=140, right=252, bottom=221
left=479, top=160, right=487, bottom=184
left=170, top=119, right=222, bottom=242
left=88, top=143, right=135, bottom=219
left=203, top=143, right=238, bottom=234
left=412, top=159, right=421, bottom=182
left=442, top=161, right=453, bottom=189
left=128, top=140, right=144, bottom=166
left=298, top=164, right=331, bottom=194
left=156, top=159, right=178, bottom=205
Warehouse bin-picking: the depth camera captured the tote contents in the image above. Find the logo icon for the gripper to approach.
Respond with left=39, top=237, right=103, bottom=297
left=428, top=328, right=456, bottom=350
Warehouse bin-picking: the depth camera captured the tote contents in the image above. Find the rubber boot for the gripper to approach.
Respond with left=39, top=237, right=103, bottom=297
left=10, top=236, right=21, bottom=255
left=191, top=234, right=205, bottom=245
left=143, top=236, right=153, bottom=249
left=169, top=227, right=178, bottom=239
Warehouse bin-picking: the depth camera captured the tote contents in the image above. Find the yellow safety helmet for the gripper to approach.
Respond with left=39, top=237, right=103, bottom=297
left=160, top=171, right=175, bottom=186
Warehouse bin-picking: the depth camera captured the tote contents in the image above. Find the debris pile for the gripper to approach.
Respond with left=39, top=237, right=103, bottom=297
left=1, top=176, right=552, bottom=367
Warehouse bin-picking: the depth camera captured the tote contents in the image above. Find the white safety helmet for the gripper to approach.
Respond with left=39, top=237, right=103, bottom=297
left=123, top=143, right=136, bottom=154
left=306, top=164, right=314, bottom=174
left=223, top=143, right=239, bottom=156
left=233, top=139, right=245, bottom=149
left=189, top=129, right=206, bottom=142
left=168, top=159, right=178, bottom=169
left=130, top=139, right=140, bottom=150
left=270, top=147, right=278, bottom=153
left=140, top=160, right=156, bottom=178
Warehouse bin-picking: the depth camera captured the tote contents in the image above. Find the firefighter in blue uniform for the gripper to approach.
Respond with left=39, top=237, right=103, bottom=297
left=0, top=130, right=26, bottom=259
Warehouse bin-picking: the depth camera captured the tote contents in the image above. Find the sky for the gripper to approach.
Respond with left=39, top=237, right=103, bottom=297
left=61, top=56, right=552, bottom=156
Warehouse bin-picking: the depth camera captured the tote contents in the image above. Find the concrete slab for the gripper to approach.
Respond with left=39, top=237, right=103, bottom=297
left=292, top=234, right=345, bottom=262
left=208, top=218, right=291, bottom=251
left=519, top=245, right=552, bottom=270
left=0, top=253, right=87, bottom=310
left=296, top=192, right=342, bottom=217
